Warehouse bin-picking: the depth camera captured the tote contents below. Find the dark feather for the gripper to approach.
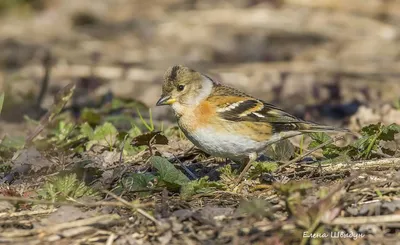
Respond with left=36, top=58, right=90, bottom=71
left=213, top=85, right=349, bottom=134
left=219, top=99, right=303, bottom=123
left=168, top=65, right=180, bottom=81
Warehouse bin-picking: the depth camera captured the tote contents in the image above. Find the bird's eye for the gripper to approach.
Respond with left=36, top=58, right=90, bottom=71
left=177, top=85, right=185, bottom=91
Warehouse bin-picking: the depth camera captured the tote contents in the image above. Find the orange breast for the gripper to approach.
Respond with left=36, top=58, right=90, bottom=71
left=178, top=100, right=272, bottom=143
left=194, top=101, right=215, bottom=126
left=178, top=101, right=217, bottom=133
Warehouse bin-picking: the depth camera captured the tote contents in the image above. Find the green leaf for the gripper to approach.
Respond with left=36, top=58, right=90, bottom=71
left=93, top=122, right=118, bottom=142
left=249, top=161, right=279, bottom=179
left=84, top=122, right=118, bottom=150
left=80, top=108, right=101, bottom=125
left=265, top=139, right=295, bottom=161
left=0, top=135, right=25, bottom=159
left=111, top=98, right=144, bottom=110
left=180, top=177, right=225, bottom=200
left=25, top=84, right=75, bottom=145
left=237, top=199, right=273, bottom=218
left=309, top=132, right=331, bottom=143
left=254, top=161, right=279, bottom=172
left=51, top=121, right=75, bottom=142
left=150, top=156, right=189, bottom=190
left=274, top=180, right=313, bottom=195
left=379, top=123, right=400, bottom=141
left=0, top=135, right=25, bottom=149
left=122, top=140, right=146, bottom=156
left=361, top=123, right=382, bottom=136
left=37, top=173, right=97, bottom=202
left=308, top=132, right=332, bottom=148
left=137, top=108, right=154, bottom=132
left=351, top=123, right=385, bottom=159
left=121, top=173, right=155, bottom=197
left=128, top=125, right=142, bottom=138
left=218, top=164, right=237, bottom=182
left=80, top=122, right=94, bottom=139
left=308, top=132, right=343, bottom=158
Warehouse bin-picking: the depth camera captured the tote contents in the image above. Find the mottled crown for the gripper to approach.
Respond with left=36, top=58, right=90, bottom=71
left=162, top=65, right=201, bottom=93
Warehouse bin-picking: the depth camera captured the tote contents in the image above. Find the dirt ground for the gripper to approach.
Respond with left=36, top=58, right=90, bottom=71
left=1, top=1, right=400, bottom=244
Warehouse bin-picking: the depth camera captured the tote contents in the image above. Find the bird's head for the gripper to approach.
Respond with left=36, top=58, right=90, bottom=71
left=156, top=65, right=216, bottom=108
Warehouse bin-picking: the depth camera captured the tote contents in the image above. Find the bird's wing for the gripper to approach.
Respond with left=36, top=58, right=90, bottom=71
left=214, top=95, right=310, bottom=132
left=208, top=85, right=309, bottom=132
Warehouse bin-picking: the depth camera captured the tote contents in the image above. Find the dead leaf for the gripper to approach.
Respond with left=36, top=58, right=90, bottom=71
left=12, top=147, right=53, bottom=173
left=60, top=226, right=95, bottom=238
left=45, top=206, right=93, bottom=225
left=0, top=201, right=15, bottom=212
left=193, top=206, right=234, bottom=226
left=172, top=209, right=194, bottom=221
left=26, top=83, right=76, bottom=145
left=157, top=230, right=173, bottom=245
left=131, top=131, right=168, bottom=147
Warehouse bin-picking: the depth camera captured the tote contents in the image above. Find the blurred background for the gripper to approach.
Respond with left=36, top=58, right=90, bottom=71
left=1, top=0, right=400, bottom=133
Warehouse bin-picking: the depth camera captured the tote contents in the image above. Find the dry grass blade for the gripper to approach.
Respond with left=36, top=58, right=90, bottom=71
left=0, top=92, right=4, bottom=116
left=329, top=214, right=400, bottom=225
left=105, top=233, right=117, bottom=245
left=277, top=135, right=345, bottom=172
left=299, top=174, right=357, bottom=245
left=0, top=214, right=120, bottom=238
left=236, top=131, right=304, bottom=184
left=25, top=83, right=76, bottom=145
left=2, top=1, right=400, bottom=244
left=0, top=209, right=56, bottom=218
left=103, top=190, right=161, bottom=226
left=0, top=196, right=153, bottom=208
left=321, top=157, right=400, bottom=173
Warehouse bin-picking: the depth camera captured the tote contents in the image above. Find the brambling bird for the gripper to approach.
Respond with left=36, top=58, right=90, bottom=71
left=156, top=65, right=348, bottom=183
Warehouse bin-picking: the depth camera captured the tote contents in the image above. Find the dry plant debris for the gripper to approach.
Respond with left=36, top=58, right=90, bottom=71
left=1, top=1, right=400, bottom=244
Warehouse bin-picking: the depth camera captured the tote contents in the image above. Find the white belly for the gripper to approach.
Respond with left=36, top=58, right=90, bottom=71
left=181, top=126, right=267, bottom=162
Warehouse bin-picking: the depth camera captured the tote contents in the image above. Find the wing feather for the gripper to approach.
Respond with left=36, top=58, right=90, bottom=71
left=209, top=85, right=309, bottom=133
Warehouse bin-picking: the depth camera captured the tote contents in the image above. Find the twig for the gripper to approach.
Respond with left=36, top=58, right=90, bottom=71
left=277, top=135, right=344, bottom=171
left=321, top=157, right=400, bottom=174
left=0, top=196, right=153, bottom=208
left=119, top=133, right=129, bottom=164
left=36, top=49, right=52, bottom=110
left=0, top=214, right=120, bottom=238
left=44, top=214, right=119, bottom=233
left=102, top=190, right=161, bottom=226
left=300, top=174, right=357, bottom=245
left=147, top=132, right=159, bottom=156
left=329, top=214, right=400, bottom=225
left=0, top=209, right=56, bottom=218
left=236, top=131, right=304, bottom=184
left=25, top=83, right=76, bottom=145
left=105, top=233, right=117, bottom=245
left=173, top=154, right=197, bottom=180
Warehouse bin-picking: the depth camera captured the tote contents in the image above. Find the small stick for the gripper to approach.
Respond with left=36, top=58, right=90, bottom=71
left=0, top=214, right=119, bottom=238
left=0, top=196, right=153, bottom=208
left=277, top=135, right=344, bottom=172
left=235, top=132, right=304, bottom=185
left=119, top=134, right=130, bottom=164
left=102, top=190, right=161, bottom=226
left=0, top=209, right=56, bottom=218
left=321, top=157, right=400, bottom=174
left=329, top=214, right=400, bottom=225
left=36, top=49, right=52, bottom=110
left=173, top=154, right=197, bottom=180
left=105, top=233, right=117, bottom=245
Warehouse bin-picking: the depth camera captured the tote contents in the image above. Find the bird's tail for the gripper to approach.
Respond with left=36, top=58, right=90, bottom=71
left=299, top=123, right=351, bottom=134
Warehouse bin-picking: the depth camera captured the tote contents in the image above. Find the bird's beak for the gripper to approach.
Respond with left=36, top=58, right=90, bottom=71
left=156, top=95, right=176, bottom=106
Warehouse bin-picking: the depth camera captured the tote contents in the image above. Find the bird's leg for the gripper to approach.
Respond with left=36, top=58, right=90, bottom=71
left=235, top=152, right=257, bottom=185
